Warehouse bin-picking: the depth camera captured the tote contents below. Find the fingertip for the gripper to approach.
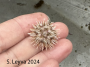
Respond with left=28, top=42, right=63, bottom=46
left=53, top=22, right=69, bottom=38
left=59, top=39, right=73, bottom=54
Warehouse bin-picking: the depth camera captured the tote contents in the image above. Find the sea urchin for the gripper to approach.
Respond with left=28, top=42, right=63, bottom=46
left=28, top=21, right=58, bottom=51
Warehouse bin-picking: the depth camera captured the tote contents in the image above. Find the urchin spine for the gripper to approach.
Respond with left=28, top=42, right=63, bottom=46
left=28, top=21, right=58, bottom=51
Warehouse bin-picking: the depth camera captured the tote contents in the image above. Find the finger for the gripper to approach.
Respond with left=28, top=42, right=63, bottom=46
left=39, top=59, right=59, bottom=67
left=19, top=39, right=72, bottom=67
left=0, top=22, right=69, bottom=67
left=0, top=12, right=48, bottom=53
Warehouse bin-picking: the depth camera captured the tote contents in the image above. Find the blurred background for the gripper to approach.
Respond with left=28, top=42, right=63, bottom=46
left=0, top=0, right=90, bottom=67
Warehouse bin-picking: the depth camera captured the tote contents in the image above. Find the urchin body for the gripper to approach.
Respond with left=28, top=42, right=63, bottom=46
left=28, top=21, right=58, bottom=51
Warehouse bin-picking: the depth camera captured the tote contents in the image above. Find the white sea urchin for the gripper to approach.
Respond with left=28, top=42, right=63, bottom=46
left=28, top=21, right=58, bottom=51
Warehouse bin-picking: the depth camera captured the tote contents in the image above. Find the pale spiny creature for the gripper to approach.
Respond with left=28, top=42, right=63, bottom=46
left=28, top=21, right=59, bottom=51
